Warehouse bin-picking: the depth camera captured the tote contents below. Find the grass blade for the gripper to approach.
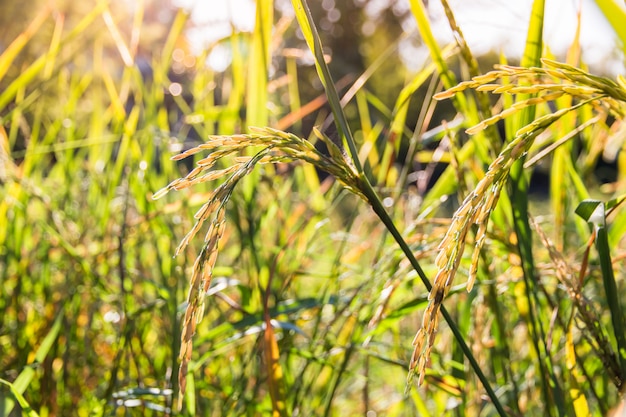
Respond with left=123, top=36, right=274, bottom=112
left=593, top=0, right=626, bottom=57
left=264, top=317, right=289, bottom=417
left=290, top=0, right=362, bottom=173
left=0, top=5, right=51, bottom=82
left=0, top=379, right=39, bottom=417
left=407, top=0, right=456, bottom=90
left=246, top=0, right=273, bottom=128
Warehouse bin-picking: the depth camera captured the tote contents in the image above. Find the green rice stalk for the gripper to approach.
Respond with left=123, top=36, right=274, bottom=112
left=289, top=1, right=506, bottom=411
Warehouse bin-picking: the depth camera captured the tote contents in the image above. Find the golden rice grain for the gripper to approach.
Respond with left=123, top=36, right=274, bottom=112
left=409, top=59, right=626, bottom=388
left=153, top=126, right=365, bottom=402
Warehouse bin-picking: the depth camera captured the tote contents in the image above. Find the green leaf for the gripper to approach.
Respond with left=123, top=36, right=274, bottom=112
left=246, top=0, right=273, bottom=128
left=575, top=199, right=605, bottom=228
left=290, top=0, right=362, bottom=173
left=607, top=193, right=626, bottom=212
left=0, top=379, right=40, bottom=417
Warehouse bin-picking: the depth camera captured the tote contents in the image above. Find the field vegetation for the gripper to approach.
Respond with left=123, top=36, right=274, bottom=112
left=1, top=0, right=626, bottom=415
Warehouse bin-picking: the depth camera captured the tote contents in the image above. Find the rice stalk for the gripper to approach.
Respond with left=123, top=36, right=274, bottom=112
left=409, top=59, right=626, bottom=388
left=153, top=126, right=363, bottom=404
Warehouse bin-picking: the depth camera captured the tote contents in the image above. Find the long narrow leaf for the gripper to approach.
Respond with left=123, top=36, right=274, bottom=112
left=0, top=6, right=50, bottom=82
left=247, top=0, right=273, bottom=128
left=290, top=0, right=362, bottom=173
left=594, top=0, right=626, bottom=57
left=264, top=318, right=289, bottom=417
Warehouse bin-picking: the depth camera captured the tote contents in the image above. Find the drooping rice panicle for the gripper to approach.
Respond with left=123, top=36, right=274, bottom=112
left=407, top=59, right=626, bottom=388
left=153, top=126, right=365, bottom=402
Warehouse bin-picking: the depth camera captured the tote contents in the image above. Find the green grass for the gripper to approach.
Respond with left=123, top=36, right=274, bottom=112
left=1, top=0, right=626, bottom=416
